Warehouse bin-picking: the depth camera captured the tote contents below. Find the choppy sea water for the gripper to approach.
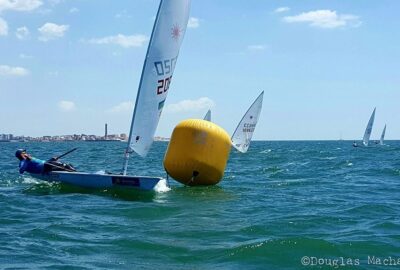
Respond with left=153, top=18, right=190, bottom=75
left=1, top=141, right=400, bottom=269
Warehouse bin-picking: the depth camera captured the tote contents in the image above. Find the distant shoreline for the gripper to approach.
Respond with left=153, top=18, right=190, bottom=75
left=0, top=135, right=170, bottom=143
left=2, top=139, right=398, bottom=143
left=0, top=137, right=171, bottom=143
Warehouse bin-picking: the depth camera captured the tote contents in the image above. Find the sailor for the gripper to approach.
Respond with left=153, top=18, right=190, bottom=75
left=352, top=141, right=358, bottom=147
left=15, top=149, right=75, bottom=174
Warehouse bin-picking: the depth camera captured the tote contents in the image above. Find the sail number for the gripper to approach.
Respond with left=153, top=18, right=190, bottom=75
left=243, top=123, right=256, bottom=133
left=157, top=76, right=172, bottom=95
left=155, top=57, right=177, bottom=95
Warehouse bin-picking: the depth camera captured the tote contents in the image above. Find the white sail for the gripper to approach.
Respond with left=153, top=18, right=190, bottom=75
left=363, top=107, right=376, bottom=146
left=380, top=124, right=386, bottom=145
left=203, top=110, right=211, bottom=121
left=126, top=0, right=190, bottom=158
left=231, top=91, right=264, bottom=153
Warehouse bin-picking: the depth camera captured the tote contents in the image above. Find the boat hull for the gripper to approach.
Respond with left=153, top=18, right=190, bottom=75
left=31, top=171, right=163, bottom=191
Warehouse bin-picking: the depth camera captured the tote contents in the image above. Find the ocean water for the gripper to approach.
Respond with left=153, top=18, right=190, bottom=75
left=1, top=141, right=400, bottom=269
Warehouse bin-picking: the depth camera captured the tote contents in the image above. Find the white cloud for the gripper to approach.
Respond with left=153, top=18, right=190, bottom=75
left=247, top=45, right=266, bottom=51
left=274, top=7, right=290, bottom=13
left=283, top=10, right=361, bottom=29
left=188, top=17, right=200, bottom=28
left=107, top=101, right=133, bottom=113
left=58, top=100, right=76, bottom=112
left=0, top=65, right=29, bottom=76
left=0, top=17, right=8, bottom=36
left=69, top=7, right=78, bottom=13
left=0, top=0, right=43, bottom=12
left=166, top=97, right=215, bottom=113
left=88, top=34, right=148, bottom=48
left=19, top=53, right=33, bottom=59
left=38, top=22, right=69, bottom=41
left=15, top=26, right=29, bottom=39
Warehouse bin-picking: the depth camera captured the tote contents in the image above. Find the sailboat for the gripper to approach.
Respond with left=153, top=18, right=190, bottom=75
left=362, top=107, right=376, bottom=147
left=231, top=91, right=264, bottom=153
left=203, top=109, right=211, bottom=121
left=380, top=124, right=386, bottom=145
left=32, top=0, right=191, bottom=191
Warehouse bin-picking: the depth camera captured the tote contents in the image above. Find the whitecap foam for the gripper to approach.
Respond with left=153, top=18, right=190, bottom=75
left=153, top=178, right=171, bottom=193
left=299, top=161, right=310, bottom=166
left=22, top=176, right=43, bottom=185
left=95, top=170, right=106, bottom=175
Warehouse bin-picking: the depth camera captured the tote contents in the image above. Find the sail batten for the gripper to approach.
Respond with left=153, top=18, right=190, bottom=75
left=231, top=91, right=264, bottom=153
left=362, top=107, right=376, bottom=146
left=123, top=0, right=191, bottom=174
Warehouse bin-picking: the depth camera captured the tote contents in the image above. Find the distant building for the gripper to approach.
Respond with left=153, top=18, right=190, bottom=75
left=43, top=136, right=52, bottom=141
left=3, top=127, right=129, bottom=142
left=0, top=134, right=13, bottom=141
left=105, top=123, right=108, bottom=139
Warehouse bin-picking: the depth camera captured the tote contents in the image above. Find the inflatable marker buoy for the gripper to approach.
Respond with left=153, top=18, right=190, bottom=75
left=163, top=119, right=231, bottom=186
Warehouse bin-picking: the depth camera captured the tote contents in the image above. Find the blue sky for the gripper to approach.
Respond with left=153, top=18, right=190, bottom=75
left=0, top=0, right=399, bottom=140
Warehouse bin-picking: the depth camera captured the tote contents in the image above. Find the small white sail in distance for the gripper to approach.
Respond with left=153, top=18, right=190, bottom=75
left=380, top=124, right=386, bottom=145
left=231, top=91, right=264, bottom=153
left=203, top=109, right=211, bottom=121
left=363, top=107, right=376, bottom=146
left=123, top=0, right=191, bottom=174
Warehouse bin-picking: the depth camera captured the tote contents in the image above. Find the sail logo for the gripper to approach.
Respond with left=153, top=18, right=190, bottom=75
left=171, top=24, right=182, bottom=40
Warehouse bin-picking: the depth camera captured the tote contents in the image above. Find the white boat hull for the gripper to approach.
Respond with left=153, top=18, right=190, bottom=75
left=31, top=171, right=163, bottom=191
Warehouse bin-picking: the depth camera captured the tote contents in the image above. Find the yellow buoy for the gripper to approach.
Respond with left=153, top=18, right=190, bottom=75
left=163, top=119, right=231, bottom=186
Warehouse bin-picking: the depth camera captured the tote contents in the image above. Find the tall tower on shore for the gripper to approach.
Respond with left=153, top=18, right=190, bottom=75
left=105, top=123, right=108, bottom=139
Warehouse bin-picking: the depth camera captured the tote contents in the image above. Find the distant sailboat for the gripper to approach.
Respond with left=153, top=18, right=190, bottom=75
left=380, top=124, right=386, bottom=145
left=362, top=107, right=376, bottom=146
left=231, top=91, right=264, bottom=153
left=203, top=110, right=211, bottom=122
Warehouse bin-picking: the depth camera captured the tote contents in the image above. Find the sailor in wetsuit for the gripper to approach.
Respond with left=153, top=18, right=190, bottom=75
left=15, top=149, right=76, bottom=174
